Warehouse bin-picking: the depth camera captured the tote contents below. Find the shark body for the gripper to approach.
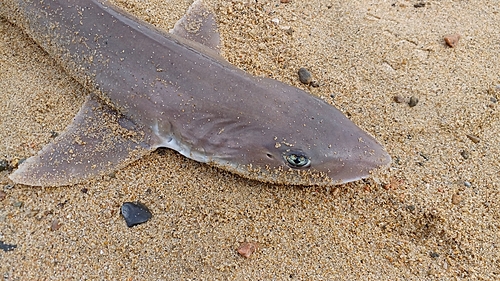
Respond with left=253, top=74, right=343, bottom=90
left=3, top=0, right=391, bottom=187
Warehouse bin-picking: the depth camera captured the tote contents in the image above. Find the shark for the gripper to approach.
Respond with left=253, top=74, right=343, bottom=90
left=2, top=0, right=391, bottom=187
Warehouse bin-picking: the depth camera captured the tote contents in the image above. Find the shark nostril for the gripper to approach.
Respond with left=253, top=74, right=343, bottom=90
left=266, top=153, right=273, bottom=159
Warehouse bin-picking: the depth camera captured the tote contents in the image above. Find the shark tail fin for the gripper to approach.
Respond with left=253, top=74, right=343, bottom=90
left=9, top=94, right=153, bottom=187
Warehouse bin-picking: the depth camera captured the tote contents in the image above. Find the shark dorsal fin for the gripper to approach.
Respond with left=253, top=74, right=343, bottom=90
left=170, top=0, right=220, bottom=53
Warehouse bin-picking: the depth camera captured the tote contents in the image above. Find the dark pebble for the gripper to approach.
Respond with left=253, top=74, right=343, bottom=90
left=0, top=159, right=9, bottom=172
left=414, top=2, right=426, bottom=8
left=0, top=241, right=17, bottom=252
left=121, top=201, right=152, bottom=227
left=408, top=96, right=419, bottom=107
left=430, top=252, right=440, bottom=258
left=460, top=150, right=469, bottom=159
left=298, top=68, right=312, bottom=84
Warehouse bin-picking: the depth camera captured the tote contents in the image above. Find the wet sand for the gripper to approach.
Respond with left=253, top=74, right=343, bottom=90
left=1, top=0, right=499, bottom=279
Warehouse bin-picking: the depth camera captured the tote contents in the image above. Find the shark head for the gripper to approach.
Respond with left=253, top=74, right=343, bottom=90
left=190, top=77, right=391, bottom=186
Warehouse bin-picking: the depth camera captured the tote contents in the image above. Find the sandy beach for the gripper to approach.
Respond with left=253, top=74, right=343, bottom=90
left=1, top=0, right=499, bottom=279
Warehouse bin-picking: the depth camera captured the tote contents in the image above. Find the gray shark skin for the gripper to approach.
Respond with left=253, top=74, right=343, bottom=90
left=3, top=0, right=391, bottom=187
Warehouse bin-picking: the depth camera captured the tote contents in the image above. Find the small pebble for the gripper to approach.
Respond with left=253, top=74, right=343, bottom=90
left=429, top=252, right=440, bottom=258
left=51, top=219, right=62, bottom=231
left=393, top=95, right=405, bottom=103
left=10, top=158, right=20, bottom=168
left=283, top=26, right=294, bottom=35
left=451, top=194, right=462, bottom=205
left=121, top=201, right=152, bottom=227
left=408, top=96, right=419, bottom=107
left=419, top=152, right=429, bottom=161
left=0, top=159, right=9, bottom=172
left=57, top=200, right=68, bottom=209
left=444, top=33, right=461, bottom=48
left=298, top=68, right=312, bottom=84
left=466, top=134, right=480, bottom=144
left=237, top=242, right=258, bottom=258
left=414, top=2, right=426, bottom=8
left=0, top=241, right=17, bottom=252
left=394, top=156, right=401, bottom=165
left=460, top=150, right=469, bottom=159
left=13, top=201, right=23, bottom=208
left=280, top=0, right=291, bottom=3
left=464, top=181, right=472, bottom=188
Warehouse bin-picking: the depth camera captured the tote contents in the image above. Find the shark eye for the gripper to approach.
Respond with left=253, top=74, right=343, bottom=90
left=284, top=152, right=311, bottom=168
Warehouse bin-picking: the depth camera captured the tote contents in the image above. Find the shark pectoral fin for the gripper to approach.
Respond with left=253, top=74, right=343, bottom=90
left=170, top=0, right=220, bottom=53
left=9, top=94, right=153, bottom=187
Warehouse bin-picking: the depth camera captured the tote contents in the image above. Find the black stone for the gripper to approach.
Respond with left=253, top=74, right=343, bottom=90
left=0, top=240, right=17, bottom=252
left=121, top=201, right=152, bottom=227
left=408, top=96, right=419, bottom=107
left=0, top=159, right=9, bottom=172
left=430, top=252, right=440, bottom=258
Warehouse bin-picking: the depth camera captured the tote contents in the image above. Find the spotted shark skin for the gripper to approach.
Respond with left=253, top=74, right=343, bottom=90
left=2, top=0, right=391, bottom=187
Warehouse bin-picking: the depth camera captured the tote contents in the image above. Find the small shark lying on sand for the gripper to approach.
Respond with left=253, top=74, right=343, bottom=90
left=3, top=0, right=390, bottom=187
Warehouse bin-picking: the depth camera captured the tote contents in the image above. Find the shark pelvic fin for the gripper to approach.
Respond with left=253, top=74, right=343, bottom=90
left=9, top=94, right=153, bottom=187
